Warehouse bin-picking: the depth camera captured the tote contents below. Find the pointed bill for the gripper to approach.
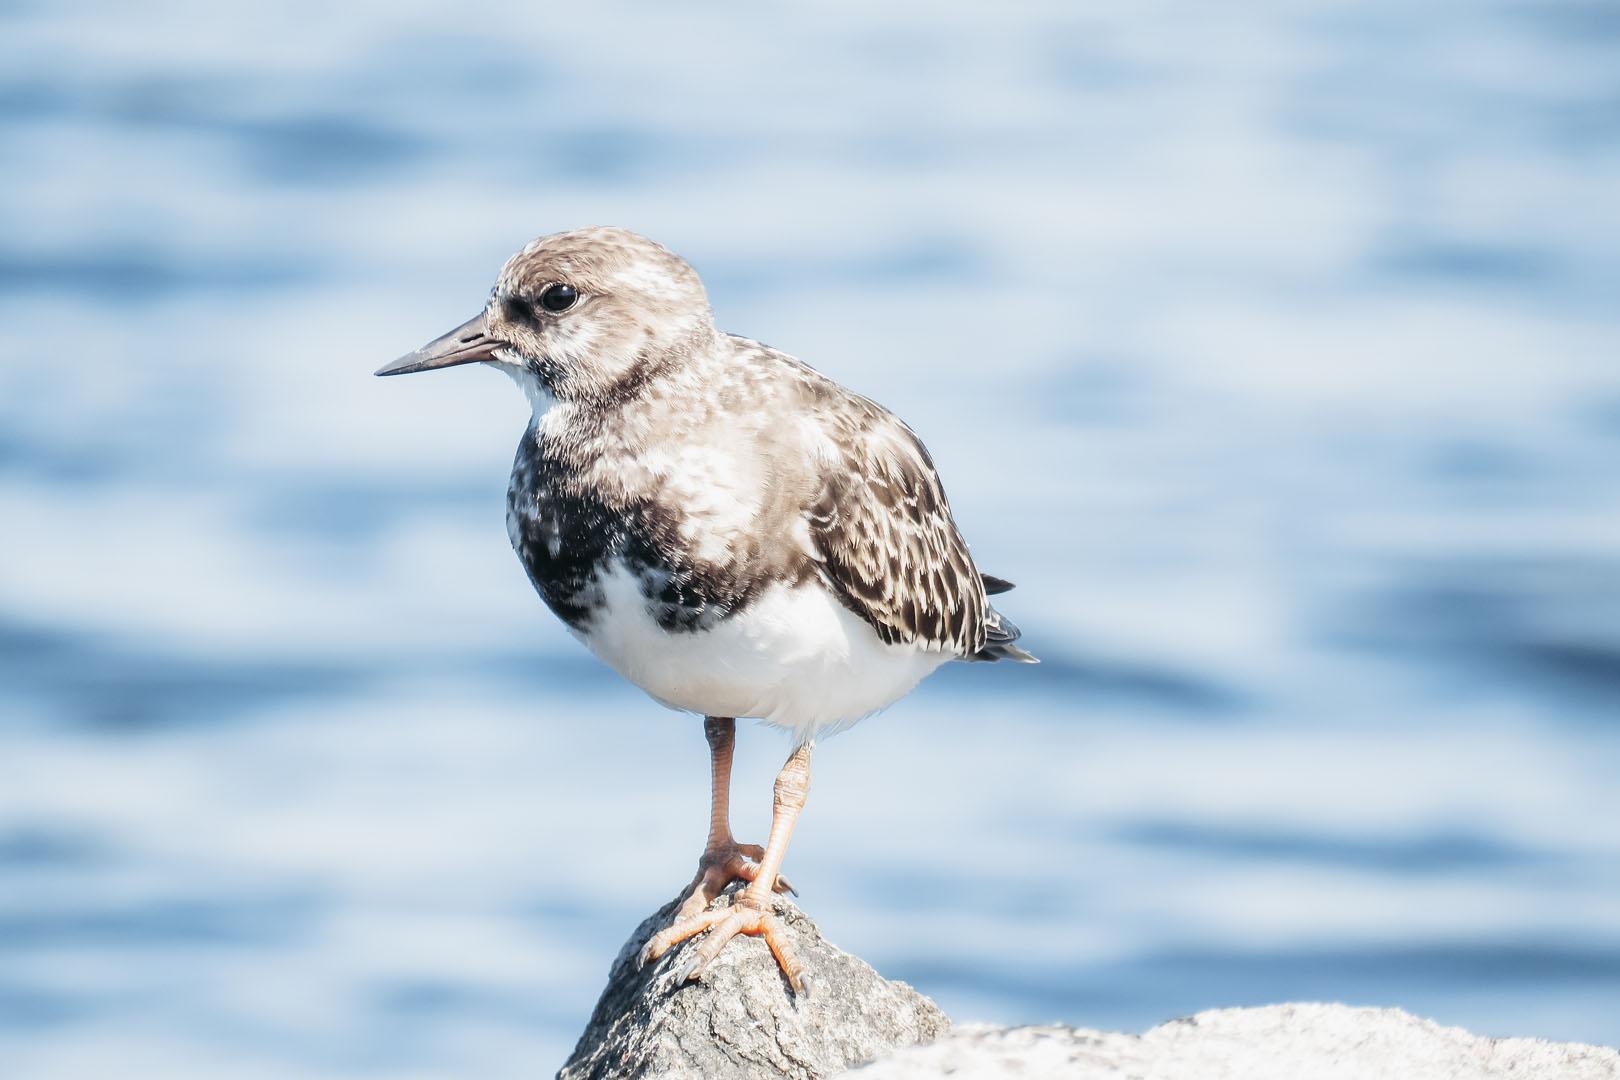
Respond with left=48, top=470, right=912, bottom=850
left=376, top=312, right=502, bottom=376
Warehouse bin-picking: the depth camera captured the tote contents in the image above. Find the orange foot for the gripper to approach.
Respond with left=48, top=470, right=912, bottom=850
left=639, top=892, right=810, bottom=995
left=673, top=840, right=796, bottom=924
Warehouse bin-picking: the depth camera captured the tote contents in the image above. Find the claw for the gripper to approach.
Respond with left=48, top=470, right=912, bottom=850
left=738, top=859, right=795, bottom=896
left=671, top=948, right=704, bottom=984
left=731, top=847, right=793, bottom=894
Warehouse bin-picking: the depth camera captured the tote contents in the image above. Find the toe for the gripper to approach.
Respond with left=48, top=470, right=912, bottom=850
left=673, top=888, right=710, bottom=923
left=757, top=911, right=806, bottom=993
left=649, top=897, right=811, bottom=995
left=679, top=910, right=749, bottom=982
left=721, top=853, right=762, bottom=882
left=642, top=907, right=731, bottom=966
left=716, top=850, right=794, bottom=897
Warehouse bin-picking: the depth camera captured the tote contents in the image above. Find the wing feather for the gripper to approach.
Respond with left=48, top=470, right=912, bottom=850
left=805, top=407, right=988, bottom=656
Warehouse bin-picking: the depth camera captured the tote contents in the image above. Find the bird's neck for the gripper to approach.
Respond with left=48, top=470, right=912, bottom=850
left=499, top=361, right=557, bottom=418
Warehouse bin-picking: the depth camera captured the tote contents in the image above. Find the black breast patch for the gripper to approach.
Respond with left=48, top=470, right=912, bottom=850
left=505, top=436, right=793, bottom=634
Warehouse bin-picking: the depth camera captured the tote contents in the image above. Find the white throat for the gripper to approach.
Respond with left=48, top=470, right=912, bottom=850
left=495, top=360, right=556, bottom=417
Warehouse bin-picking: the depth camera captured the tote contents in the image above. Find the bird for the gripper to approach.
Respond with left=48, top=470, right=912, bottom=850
left=376, top=226, right=1035, bottom=994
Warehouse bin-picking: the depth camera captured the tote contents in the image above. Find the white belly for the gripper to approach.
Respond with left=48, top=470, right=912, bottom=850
left=575, top=562, right=950, bottom=744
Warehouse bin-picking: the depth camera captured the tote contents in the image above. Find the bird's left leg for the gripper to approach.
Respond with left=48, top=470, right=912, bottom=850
left=672, top=717, right=794, bottom=924
left=641, top=741, right=814, bottom=993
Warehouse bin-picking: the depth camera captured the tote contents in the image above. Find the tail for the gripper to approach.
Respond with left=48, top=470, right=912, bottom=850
left=981, top=573, right=1016, bottom=595
left=968, top=573, right=1038, bottom=663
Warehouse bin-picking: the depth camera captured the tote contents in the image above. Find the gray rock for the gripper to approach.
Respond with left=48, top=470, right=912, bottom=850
left=559, top=886, right=949, bottom=1080
left=852, top=1003, right=1620, bottom=1079
left=562, top=894, right=1617, bottom=1080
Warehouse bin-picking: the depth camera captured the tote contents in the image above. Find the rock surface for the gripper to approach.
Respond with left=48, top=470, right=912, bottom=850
left=852, top=1003, right=1620, bottom=1079
left=559, top=886, right=949, bottom=1080
left=562, top=894, right=1617, bottom=1080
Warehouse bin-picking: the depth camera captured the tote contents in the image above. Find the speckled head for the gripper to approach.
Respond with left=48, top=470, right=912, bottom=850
left=377, top=226, right=716, bottom=404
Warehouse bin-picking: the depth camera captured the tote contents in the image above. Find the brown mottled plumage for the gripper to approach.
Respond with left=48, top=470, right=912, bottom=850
left=804, top=386, right=994, bottom=657
left=378, top=226, right=1034, bottom=995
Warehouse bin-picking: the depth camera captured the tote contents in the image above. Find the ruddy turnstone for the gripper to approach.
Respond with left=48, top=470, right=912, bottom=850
left=377, top=226, right=1035, bottom=993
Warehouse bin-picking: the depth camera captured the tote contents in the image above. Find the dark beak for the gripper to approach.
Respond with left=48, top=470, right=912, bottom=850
left=375, top=312, right=502, bottom=376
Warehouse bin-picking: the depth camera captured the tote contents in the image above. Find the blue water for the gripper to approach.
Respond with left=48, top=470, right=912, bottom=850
left=3, top=2, right=1619, bottom=1076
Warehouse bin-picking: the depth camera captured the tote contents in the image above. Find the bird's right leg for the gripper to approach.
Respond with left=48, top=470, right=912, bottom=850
left=673, top=717, right=794, bottom=923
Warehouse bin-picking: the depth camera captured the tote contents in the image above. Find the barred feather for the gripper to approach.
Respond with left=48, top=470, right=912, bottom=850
left=804, top=401, right=1030, bottom=662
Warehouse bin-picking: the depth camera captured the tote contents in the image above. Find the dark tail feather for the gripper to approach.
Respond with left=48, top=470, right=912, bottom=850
left=968, top=603, right=1039, bottom=663
left=982, top=573, right=1016, bottom=595
left=975, top=641, right=1039, bottom=663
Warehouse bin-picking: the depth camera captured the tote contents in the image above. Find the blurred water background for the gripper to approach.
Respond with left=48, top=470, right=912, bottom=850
left=2, top=1, right=1618, bottom=1075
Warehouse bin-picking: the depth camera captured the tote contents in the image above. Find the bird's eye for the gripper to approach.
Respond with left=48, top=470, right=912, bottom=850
left=539, top=282, right=578, bottom=313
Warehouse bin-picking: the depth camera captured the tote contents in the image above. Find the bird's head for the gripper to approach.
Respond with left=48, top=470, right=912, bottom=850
left=377, top=226, right=715, bottom=404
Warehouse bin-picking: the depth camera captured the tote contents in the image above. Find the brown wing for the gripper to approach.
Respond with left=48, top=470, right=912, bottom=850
left=805, top=406, right=989, bottom=656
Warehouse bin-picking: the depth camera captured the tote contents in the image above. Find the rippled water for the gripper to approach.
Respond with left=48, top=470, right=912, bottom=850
left=3, top=1, right=1618, bottom=1075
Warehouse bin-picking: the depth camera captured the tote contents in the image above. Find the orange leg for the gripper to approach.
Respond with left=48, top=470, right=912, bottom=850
left=641, top=740, right=814, bottom=994
left=672, top=718, right=794, bottom=926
